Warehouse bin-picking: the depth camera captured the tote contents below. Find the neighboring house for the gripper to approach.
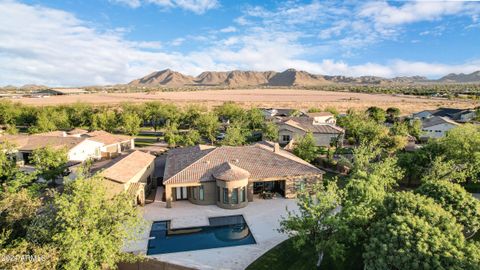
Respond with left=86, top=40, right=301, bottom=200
left=92, top=150, right=156, bottom=206
left=412, top=107, right=472, bottom=121
left=305, top=112, right=337, bottom=125
left=449, top=109, right=477, bottom=123
left=2, top=130, right=134, bottom=164
left=261, top=108, right=305, bottom=119
left=35, top=88, right=88, bottom=96
left=34, top=129, right=134, bottom=159
left=1, top=135, right=104, bottom=164
left=277, top=115, right=344, bottom=147
left=162, top=141, right=323, bottom=209
left=421, top=116, right=460, bottom=139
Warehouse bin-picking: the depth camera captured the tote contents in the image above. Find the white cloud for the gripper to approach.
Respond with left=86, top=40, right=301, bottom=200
left=219, top=26, right=236, bottom=33
left=112, top=0, right=219, bottom=14
left=359, top=1, right=477, bottom=26
left=110, top=0, right=141, bottom=8
left=0, top=1, right=479, bottom=87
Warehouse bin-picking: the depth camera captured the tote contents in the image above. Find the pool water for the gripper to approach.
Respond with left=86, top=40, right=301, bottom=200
left=147, top=215, right=256, bottom=255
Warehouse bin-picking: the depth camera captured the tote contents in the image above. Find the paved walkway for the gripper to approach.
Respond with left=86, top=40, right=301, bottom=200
left=125, top=188, right=299, bottom=270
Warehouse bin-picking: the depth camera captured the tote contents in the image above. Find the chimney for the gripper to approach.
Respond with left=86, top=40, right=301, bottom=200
left=274, top=143, right=280, bottom=153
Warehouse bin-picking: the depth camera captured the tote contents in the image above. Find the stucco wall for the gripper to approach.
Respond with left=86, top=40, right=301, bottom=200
left=68, top=139, right=103, bottom=161
left=422, top=123, right=458, bottom=139
left=188, top=182, right=216, bottom=205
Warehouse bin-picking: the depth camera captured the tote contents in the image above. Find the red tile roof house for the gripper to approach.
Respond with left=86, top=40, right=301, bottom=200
left=162, top=141, right=324, bottom=209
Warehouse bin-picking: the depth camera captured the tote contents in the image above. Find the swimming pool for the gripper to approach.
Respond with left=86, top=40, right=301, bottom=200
left=147, top=215, right=256, bottom=255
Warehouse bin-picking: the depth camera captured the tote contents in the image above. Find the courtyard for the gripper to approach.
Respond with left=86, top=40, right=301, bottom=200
left=126, top=188, right=299, bottom=270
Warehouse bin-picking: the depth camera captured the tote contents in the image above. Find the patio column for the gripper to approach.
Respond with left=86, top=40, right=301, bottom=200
left=165, top=185, right=173, bottom=208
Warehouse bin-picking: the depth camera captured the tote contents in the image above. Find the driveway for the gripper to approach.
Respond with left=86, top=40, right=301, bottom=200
left=125, top=188, right=299, bottom=270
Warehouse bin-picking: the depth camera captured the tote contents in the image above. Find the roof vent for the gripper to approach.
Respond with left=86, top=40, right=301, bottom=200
left=205, top=160, right=210, bottom=165
left=232, top=159, right=239, bottom=163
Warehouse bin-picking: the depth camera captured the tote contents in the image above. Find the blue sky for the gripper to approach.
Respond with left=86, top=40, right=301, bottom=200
left=1, top=0, right=480, bottom=86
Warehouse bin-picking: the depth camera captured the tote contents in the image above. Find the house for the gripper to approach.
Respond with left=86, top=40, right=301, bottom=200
left=306, top=112, right=337, bottom=125
left=34, top=129, right=134, bottom=158
left=449, top=109, right=477, bottom=123
left=261, top=108, right=305, bottom=119
left=162, top=141, right=323, bottom=209
left=2, top=130, right=134, bottom=164
left=35, top=88, right=88, bottom=96
left=412, top=108, right=472, bottom=121
left=1, top=135, right=104, bottom=165
left=421, top=116, right=460, bottom=139
left=92, top=150, right=156, bottom=206
left=277, top=115, right=344, bottom=147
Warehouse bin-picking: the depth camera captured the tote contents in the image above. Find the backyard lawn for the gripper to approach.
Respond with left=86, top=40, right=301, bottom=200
left=134, top=134, right=161, bottom=147
left=246, top=238, right=362, bottom=270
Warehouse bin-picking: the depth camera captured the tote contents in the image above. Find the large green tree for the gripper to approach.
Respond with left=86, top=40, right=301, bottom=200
left=195, top=112, right=220, bottom=144
left=293, top=132, right=318, bottom=162
left=31, top=146, right=68, bottom=186
left=364, top=192, right=480, bottom=270
left=280, top=182, right=342, bottom=267
left=261, top=121, right=279, bottom=142
left=417, top=180, right=480, bottom=238
left=122, top=112, right=142, bottom=136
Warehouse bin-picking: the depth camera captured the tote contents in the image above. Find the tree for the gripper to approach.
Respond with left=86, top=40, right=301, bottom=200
left=179, top=130, right=201, bottom=146
left=222, top=124, right=247, bottom=146
left=279, top=182, right=342, bottom=267
left=144, top=102, right=181, bottom=131
left=0, top=176, right=144, bottom=269
left=417, top=180, right=480, bottom=238
left=31, top=146, right=68, bottom=186
left=195, top=112, right=220, bottom=144
left=408, top=119, right=423, bottom=139
left=261, top=121, right=278, bottom=141
left=386, top=107, right=400, bottom=122
left=366, top=106, right=386, bottom=123
left=421, top=156, right=467, bottom=183
left=28, top=109, right=57, bottom=134
left=67, top=102, right=93, bottom=127
left=438, top=124, right=480, bottom=182
left=293, top=132, right=317, bottom=162
left=47, top=176, right=143, bottom=270
left=246, top=108, right=264, bottom=130
left=214, top=102, right=246, bottom=124
left=122, top=112, right=141, bottom=136
left=163, top=122, right=181, bottom=147
left=90, top=110, right=117, bottom=132
left=364, top=192, right=480, bottom=270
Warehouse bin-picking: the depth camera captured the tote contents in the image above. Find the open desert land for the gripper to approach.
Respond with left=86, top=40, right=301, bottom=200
left=11, top=89, right=479, bottom=114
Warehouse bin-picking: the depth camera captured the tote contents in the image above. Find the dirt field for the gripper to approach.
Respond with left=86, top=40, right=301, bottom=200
left=10, top=89, right=479, bottom=114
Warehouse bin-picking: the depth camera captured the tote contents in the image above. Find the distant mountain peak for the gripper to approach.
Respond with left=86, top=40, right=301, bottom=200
left=127, top=68, right=480, bottom=87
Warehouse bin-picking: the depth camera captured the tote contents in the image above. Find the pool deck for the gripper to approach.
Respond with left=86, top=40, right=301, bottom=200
left=125, top=188, right=299, bottom=270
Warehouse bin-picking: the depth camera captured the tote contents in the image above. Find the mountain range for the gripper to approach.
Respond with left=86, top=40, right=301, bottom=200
left=128, top=69, right=480, bottom=88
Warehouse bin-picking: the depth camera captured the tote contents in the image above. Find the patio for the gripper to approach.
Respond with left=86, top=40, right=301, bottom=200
left=125, top=188, right=299, bottom=270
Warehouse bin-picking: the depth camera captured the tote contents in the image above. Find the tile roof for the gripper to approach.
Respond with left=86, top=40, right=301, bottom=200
left=100, top=150, right=156, bottom=183
left=213, top=162, right=250, bottom=181
left=67, top=128, right=89, bottom=135
left=422, top=116, right=460, bottom=128
left=280, top=117, right=344, bottom=134
left=84, top=131, right=132, bottom=145
left=306, top=112, right=334, bottom=117
left=163, top=141, right=323, bottom=185
left=1, top=135, right=85, bottom=151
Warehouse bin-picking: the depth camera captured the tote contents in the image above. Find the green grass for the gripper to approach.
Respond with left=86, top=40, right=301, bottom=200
left=246, top=238, right=362, bottom=270
left=246, top=238, right=317, bottom=270
left=134, top=134, right=162, bottom=147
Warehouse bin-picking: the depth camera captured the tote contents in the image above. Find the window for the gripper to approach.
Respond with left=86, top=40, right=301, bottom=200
left=239, top=187, right=246, bottom=202
left=282, top=135, right=291, bottom=142
left=193, top=187, right=196, bottom=200
left=217, top=187, right=220, bottom=202
left=232, top=188, right=238, bottom=204
left=199, top=185, right=204, bottom=201
left=223, top=188, right=229, bottom=204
